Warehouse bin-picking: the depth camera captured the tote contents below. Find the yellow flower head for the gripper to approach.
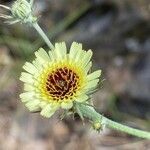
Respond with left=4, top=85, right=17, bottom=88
left=20, top=42, right=101, bottom=118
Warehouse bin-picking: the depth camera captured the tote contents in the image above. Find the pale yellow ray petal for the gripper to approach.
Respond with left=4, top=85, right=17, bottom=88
left=35, top=48, right=50, bottom=61
left=20, top=76, right=34, bottom=84
left=32, top=58, right=43, bottom=70
left=85, top=61, right=92, bottom=73
left=39, top=101, right=47, bottom=109
left=20, top=72, right=34, bottom=84
left=40, top=104, right=59, bottom=118
left=75, top=48, right=85, bottom=62
left=24, top=83, right=35, bottom=91
left=20, top=93, right=33, bottom=103
left=55, top=42, right=67, bottom=59
left=84, top=79, right=99, bottom=90
left=20, top=92, right=34, bottom=101
left=35, top=49, right=50, bottom=65
left=69, top=42, right=82, bottom=59
left=81, top=50, right=93, bottom=67
left=21, top=72, right=33, bottom=79
left=23, top=62, right=38, bottom=74
left=25, top=99, right=40, bottom=112
left=61, top=101, right=73, bottom=109
left=75, top=94, right=89, bottom=103
left=87, top=70, right=101, bottom=81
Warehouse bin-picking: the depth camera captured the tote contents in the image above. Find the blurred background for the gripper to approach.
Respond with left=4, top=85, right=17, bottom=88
left=0, top=0, right=150, bottom=149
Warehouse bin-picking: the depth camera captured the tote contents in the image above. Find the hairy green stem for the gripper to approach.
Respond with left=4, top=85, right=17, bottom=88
left=106, top=119, right=150, bottom=139
left=76, top=103, right=150, bottom=139
left=32, top=22, right=54, bottom=49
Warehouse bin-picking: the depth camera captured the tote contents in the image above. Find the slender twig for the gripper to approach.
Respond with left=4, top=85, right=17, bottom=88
left=106, top=118, right=150, bottom=139
left=32, top=22, right=54, bottom=50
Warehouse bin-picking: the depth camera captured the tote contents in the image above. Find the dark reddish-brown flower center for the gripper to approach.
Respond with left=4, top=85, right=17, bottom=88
left=46, top=67, right=79, bottom=100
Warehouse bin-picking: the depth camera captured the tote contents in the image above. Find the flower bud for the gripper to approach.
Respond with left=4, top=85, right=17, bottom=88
left=92, top=121, right=102, bottom=132
left=11, top=0, right=36, bottom=23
